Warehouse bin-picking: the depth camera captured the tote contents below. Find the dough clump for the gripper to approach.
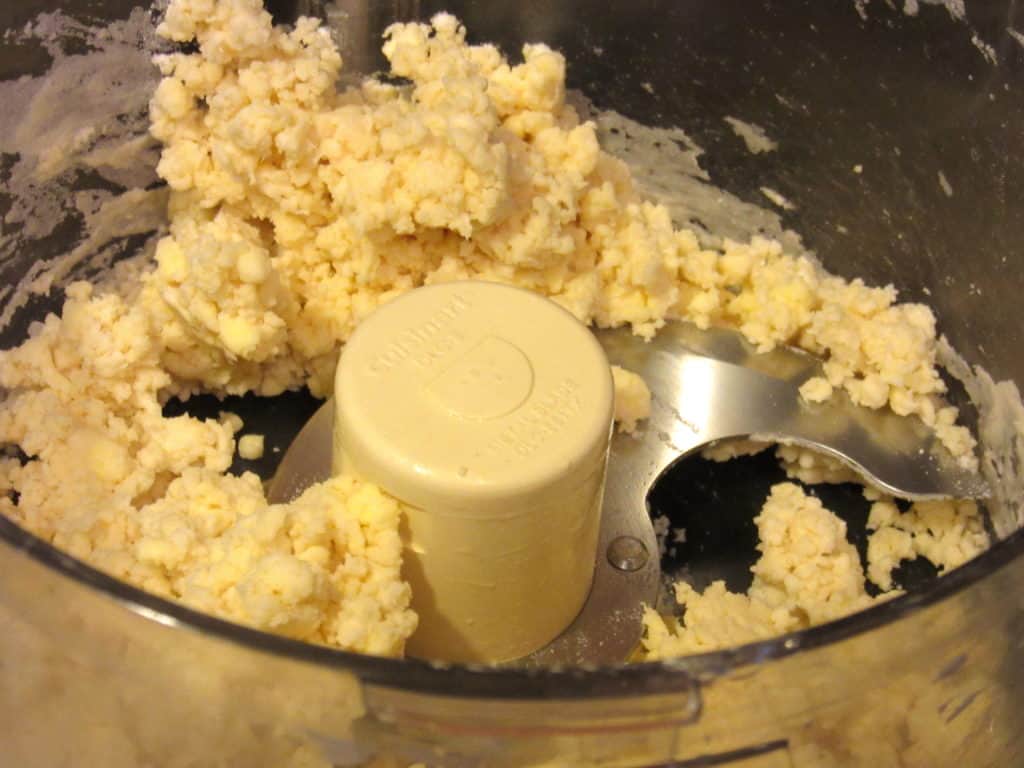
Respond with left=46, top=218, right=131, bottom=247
left=147, top=0, right=976, bottom=473
left=642, top=483, right=883, bottom=659
left=866, top=495, right=987, bottom=591
left=641, top=483, right=986, bottom=659
left=0, top=285, right=414, bottom=654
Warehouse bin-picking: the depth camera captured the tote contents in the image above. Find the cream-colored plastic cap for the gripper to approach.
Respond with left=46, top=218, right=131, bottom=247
left=334, top=281, right=613, bottom=663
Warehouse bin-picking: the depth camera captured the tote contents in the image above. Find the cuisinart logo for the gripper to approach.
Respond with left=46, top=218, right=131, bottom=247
left=368, top=293, right=471, bottom=375
left=485, top=377, right=582, bottom=458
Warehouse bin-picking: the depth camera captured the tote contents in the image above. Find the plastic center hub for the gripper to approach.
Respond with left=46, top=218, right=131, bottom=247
left=333, top=281, right=614, bottom=663
left=428, top=336, right=534, bottom=420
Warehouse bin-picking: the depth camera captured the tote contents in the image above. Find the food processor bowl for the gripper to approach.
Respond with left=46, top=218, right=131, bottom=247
left=1, top=1, right=1023, bottom=766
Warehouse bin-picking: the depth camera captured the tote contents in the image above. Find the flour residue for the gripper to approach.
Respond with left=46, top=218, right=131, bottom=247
left=0, top=187, right=167, bottom=327
left=971, top=33, right=998, bottom=65
left=0, top=8, right=163, bottom=329
left=724, top=116, right=778, bottom=155
left=857, top=0, right=998, bottom=66
left=897, top=0, right=967, bottom=19
left=939, top=339, right=1024, bottom=539
left=760, top=186, right=796, bottom=210
left=585, top=106, right=803, bottom=253
left=938, top=171, right=954, bottom=197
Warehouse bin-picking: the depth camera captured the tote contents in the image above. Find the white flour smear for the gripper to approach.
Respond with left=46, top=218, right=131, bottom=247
left=584, top=105, right=805, bottom=254
left=724, top=116, right=778, bottom=155
left=0, top=8, right=164, bottom=329
left=857, top=0, right=998, bottom=66
left=939, top=339, right=1024, bottom=539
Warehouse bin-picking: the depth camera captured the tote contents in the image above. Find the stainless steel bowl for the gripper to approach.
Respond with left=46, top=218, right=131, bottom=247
left=2, top=1, right=1023, bottom=765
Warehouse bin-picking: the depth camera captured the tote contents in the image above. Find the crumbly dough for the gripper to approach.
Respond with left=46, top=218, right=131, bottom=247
left=0, top=0, right=987, bottom=659
left=0, top=284, right=414, bottom=653
left=866, top=496, right=987, bottom=590
left=641, top=483, right=887, bottom=659
left=642, top=484, right=988, bottom=658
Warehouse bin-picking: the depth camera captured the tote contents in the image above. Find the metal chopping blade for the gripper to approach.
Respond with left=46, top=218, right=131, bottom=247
left=267, top=320, right=989, bottom=667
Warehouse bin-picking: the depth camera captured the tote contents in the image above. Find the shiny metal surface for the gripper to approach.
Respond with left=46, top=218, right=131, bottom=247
left=597, top=321, right=989, bottom=502
left=2, top=0, right=1024, bottom=766
left=270, top=320, right=987, bottom=666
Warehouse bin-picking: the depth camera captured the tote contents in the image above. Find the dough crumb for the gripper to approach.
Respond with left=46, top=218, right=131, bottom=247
left=238, top=434, right=265, bottom=460
left=611, top=365, right=651, bottom=434
left=760, top=186, right=795, bottom=210
left=220, top=412, right=244, bottom=433
left=799, top=375, right=833, bottom=402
